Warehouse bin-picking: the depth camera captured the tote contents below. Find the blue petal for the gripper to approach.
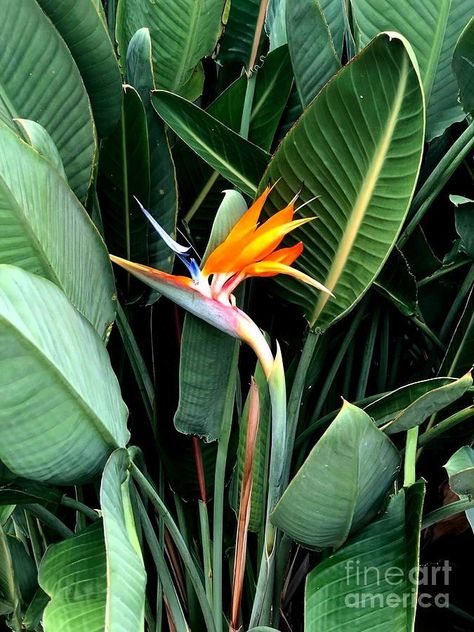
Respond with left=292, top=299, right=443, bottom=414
left=134, top=196, right=190, bottom=254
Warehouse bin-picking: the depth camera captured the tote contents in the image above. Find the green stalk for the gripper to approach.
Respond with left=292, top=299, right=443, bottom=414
left=184, top=171, right=220, bottom=224
left=422, top=498, right=474, bottom=529
left=355, top=307, right=380, bottom=399
left=24, top=510, right=42, bottom=568
left=212, top=345, right=239, bottom=632
left=418, top=406, right=474, bottom=448
left=131, top=463, right=216, bottom=632
left=61, top=495, right=99, bottom=522
left=116, top=302, right=155, bottom=431
left=198, top=500, right=213, bottom=606
left=25, top=504, right=73, bottom=539
left=135, top=494, right=189, bottom=632
left=403, top=427, right=418, bottom=487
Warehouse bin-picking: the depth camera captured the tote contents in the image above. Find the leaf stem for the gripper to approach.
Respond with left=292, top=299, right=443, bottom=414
left=403, top=427, right=418, bottom=487
left=130, top=463, right=216, bottom=632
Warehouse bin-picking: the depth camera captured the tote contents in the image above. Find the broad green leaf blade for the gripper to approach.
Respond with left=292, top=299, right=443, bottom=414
left=40, top=521, right=107, bottom=632
left=453, top=17, right=474, bottom=115
left=365, top=377, right=456, bottom=426
left=271, top=402, right=400, bottom=549
left=382, top=371, right=472, bottom=435
left=0, top=0, right=96, bottom=201
left=125, top=28, right=178, bottom=280
left=152, top=90, right=270, bottom=196
left=14, top=119, right=67, bottom=179
left=351, top=0, right=471, bottom=139
left=99, top=86, right=150, bottom=267
left=100, top=449, right=146, bottom=632
left=319, top=0, right=346, bottom=57
left=0, top=267, right=128, bottom=484
left=174, top=316, right=239, bottom=440
left=445, top=446, right=474, bottom=496
left=287, top=0, right=340, bottom=107
left=36, top=0, right=122, bottom=137
left=0, top=480, right=61, bottom=506
left=249, top=45, right=294, bottom=151
left=0, top=123, right=116, bottom=338
left=116, top=0, right=226, bottom=99
left=260, top=33, right=424, bottom=330
left=175, top=191, right=246, bottom=440
left=265, top=0, right=287, bottom=50
left=305, top=483, right=425, bottom=632
left=218, top=0, right=261, bottom=66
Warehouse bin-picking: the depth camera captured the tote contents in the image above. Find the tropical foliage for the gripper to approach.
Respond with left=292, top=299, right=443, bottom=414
left=0, top=1, right=473, bottom=631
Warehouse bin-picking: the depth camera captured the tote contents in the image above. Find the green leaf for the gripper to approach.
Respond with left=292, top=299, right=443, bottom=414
left=453, top=17, right=474, bottom=115
left=14, top=119, right=67, bottom=179
left=319, top=0, right=346, bottom=57
left=125, top=28, right=178, bottom=280
left=40, top=451, right=146, bottom=632
left=365, top=377, right=457, bottom=426
left=0, top=526, right=37, bottom=624
left=0, top=0, right=96, bottom=201
left=0, top=480, right=61, bottom=507
left=152, top=90, right=270, bottom=196
left=351, top=0, right=471, bottom=139
left=271, top=402, right=400, bottom=549
left=0, top=122, right=115, bottom=338
left=382, top=371, right=472, bottom=435
left=260, top=32, right=424, bottom=330
left=451, top=194, right=474, bottom=258
left=99, top=85, right=150, bottom=267
left=40, top=521, right=107, bottom=632
left=249, top=45, right=294, bottom=151
left=99, top=449, right=146, bottom=632
left=36, top=0, right=122, bottom=137
left=218, top=0, right=261, bottom=66
left=174, top=316, right=239, bottom=440
left=445, top=445, right=474, bottom=496
left=287, top=0, right=340, bottom=107
left=266, top=0, right=287, bottom=50
left=0, top=266, right=128, bottom=484
left=116, top=0, right=226, bottom=99
left=305, top=482, right=425, bottom=631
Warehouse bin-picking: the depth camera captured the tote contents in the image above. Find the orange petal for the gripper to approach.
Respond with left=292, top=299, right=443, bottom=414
left=203, top=187, right=271, bottom=274
left=228, top=217, right=314, bottom=273
left=110, top=255, right=195, bottom=289
left=263, top=242, right=303, bottom=266
left=240, top=260, right=334, bottom=296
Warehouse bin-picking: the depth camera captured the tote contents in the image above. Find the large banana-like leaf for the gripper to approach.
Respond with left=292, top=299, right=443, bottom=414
left=319, top=0, right=346, bottom=56
left=305, top=483, right=425, bottom=631
left=0, top=0, right=96, bottom=201
left=0, top=266, right=128, bottom=484
left=351, top=0, right=471, bottom=140
left=271, top=403, right=400, bottom=549
left=36, top=0, right=122, bottom=137
left=40, top=451, right=146, bottom=632
left=260, top=33, right=424, bottom=331
left=98, top=86, right=150, bottom=268
left=125, top=28, right=178, bottom=280
left=0, top=123, right=115, bottom=338
left=287, top=0, right=340, bottom=106
left=218, top=0, right=261, bottom=66
left=116, top=0, right=226, bottom=99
